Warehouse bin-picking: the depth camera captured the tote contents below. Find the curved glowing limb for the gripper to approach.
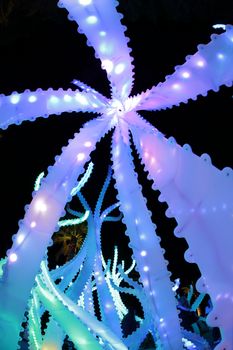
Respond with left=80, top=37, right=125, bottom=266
left=72, top=79, right=108, bottom=104
left=41, top=318, right=65, bottom=350
left=34, top=172, right=45, bottom=192
left=112, top=126, right=183, bottom=349
left=58, top=210, right=89, bottom=227
left=0, top=89, right=105, bottom=130
left=138, top=26, right=233, bottom=111
left=131, top=113, right=233, bottom=348
left=28, top=291, right=42, bottom=350
left=39, top=261, right=128, bottom=350
left=58, top=0, right=134, bottom=100
left=0, top=116, right=112, bottom=350
left=70, top=161, right=94, bottom=196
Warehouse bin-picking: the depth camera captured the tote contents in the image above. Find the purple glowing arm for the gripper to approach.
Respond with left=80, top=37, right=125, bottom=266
left=138, top=26, right=233, bottom=111
left=58, top=0, right=134, bottom=99
left=131, top=113, right=233, bottom=349
left=0, top=116, right=112, bottom=350
left=0, top=88, right=105, bottom=129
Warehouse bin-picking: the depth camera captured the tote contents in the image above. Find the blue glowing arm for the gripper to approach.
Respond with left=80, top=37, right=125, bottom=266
left=58, top=0, right=134, bottom=99
left=0, top=89, right=105, bottom=130
left=138, top=26, right=233, bottom=111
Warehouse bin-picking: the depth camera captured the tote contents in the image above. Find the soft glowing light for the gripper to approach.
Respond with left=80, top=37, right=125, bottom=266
left=139, top=233, right=146, bottom=240
left=77, top=152, right=85, bottom=161
left=78, top=0, right=92, bottom=5
left=28, top=95, right=37, bottom=103
left=196, top=60, right=205, bottom=67
left=34, top=199, right=47, bottom=213
left=105, top=303, right=112, bottom=309
left=17, top=234, right=25, bottom=244
left=99, top=42, right=113, bottom=55
left=75, top=93, right=88, bottom=105
left=9, top=253, right=18, bottom=262
left=143, top=266, right=149, bottom=272
left=49, top=96, right=59, bottom=104
left=217, top=53, right=225, bottom=60
left=84, top=141, right=92, bottom=147
left=64, top=94, right=72, bottom=102
left=172, top=83, right=181, bottom=90
left=182, top=71, right=190, bottom=79
left=86, top=15, right=98, bottom=24
left=99, top=31, right=106, bottom=36
left=102, top=59, right=114, bottom=74
left=30, top=221, right=37, bottom=228
left=140, top=250, right=147, bottom=257
left=10, top=94, right=20, bottom=104
left=114, top=63, right=125, bottom=75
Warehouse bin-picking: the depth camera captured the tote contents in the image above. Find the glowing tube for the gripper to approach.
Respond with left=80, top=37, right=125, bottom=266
left=131, top=113, right=233, bottom=347
left=0, top=116, right=112, bottom=350
left=112, top=127, right=183, bottom=349
left=138, top=26, right=233, bottom=112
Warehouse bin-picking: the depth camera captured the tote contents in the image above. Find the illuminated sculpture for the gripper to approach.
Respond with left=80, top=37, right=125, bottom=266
left=0, top=0, right=233, bottom=349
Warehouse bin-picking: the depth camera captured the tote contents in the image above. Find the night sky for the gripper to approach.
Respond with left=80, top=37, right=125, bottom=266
left=0, top=0, right=233, bottom=285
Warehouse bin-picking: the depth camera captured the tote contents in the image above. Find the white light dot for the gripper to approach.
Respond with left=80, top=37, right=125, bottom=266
left=84, top=141, right=92, bottom=147
left=99, top=31, right=106, bottom=37
left=143, top=266, right=149, bottom=272
left=10, top=94, right=20, bottom=104
left=64, top=94, right=72, bottom=102
left=140, top=250, right=147, bottom=257
left=114, top=63, right=125, bottom=75
left=77, top=153, right=85, bottom=161
left=49, top=96, right=59, bottom=104
left=34, top=199, right=47, bottom=213
left=75, top=93, right=88, bottom=105
left=105, top=303, right=112, bottom=309
left=102, top=59, right=114, bottom=74
left=140, top=234, right=146, bottom=240
left=196, top=60, right=205, bottom=67
left=172, top=83, right=181, bottom=90
left=86, top=15, right=98, bottom=24
left=160, top=318, right=164, bottom=322
left=17, top=234, right=25, bottom=244
left=30, top=221, right=37, bottom=228
left=182, top=71, right=190, bottom=79
left=9, top=253, right=18, bottom=262
left=28, top=95, right=37, bottom=103
left=79, top=0, right=92, bottom=5
left=217, top=53, right=225, bottom=60
left=144, top=152, right=149, bottom=159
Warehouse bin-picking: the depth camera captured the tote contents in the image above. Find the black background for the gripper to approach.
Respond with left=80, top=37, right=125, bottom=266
left=0, top=0, right=233, bottom=285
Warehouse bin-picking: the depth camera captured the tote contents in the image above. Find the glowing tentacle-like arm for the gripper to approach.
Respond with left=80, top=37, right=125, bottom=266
left=138, top=26, right=233, bottom=111
left=131, top=113, right=233, bottom=349
left=0, top=89, right=105, bottom=130
left=112, top=126, right=183, bottom=349
left=38, top=261, right=128, bottom=350
left=0, top=116, right=112, bottom=350
left=58, top=0, right=134, bottom=99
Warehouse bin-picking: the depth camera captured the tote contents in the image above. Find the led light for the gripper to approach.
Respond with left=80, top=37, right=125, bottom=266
left=49, top=96, right=59, bottom=104
left=17, top=234, right=25, bottom=244
left=34, top=199, right=47, bottom=213
left=79, top=0, right=92, bottom=5
left=102, top=59, right=114, bottom=74
left=84, top=141, right=92, bottom=147
left=30, top=221, right=37, bottom=228
left=172, top=83, right=181, bottom=90
left=75, top=93, right=88, bottom=105
left=77, top=152, right=85, bottom=161
left=217, top=53, right=225, bottom=60
left=143, top=266, right=149, bottom=272
left=196, top=60, right=205, bottom=67
left=140, top=233, right=146, bottom=240
left=105, top=303, right=112, bottom=309
left=114, top=63, right=125, bottom=75
left=182, top=71, right=190, bottom=79
left=10, top=94, right=20, bottom=104
left=64, top=94, right=72, bottom=102
left=9, top=253, right=18, bottom=262
left=28, top=95, right=37, bottom=103
left=99, top=31, right=106, bottom=36
left=86, top=15, right=98, bottom=24
left=140, top=250, right=147, bottom=257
